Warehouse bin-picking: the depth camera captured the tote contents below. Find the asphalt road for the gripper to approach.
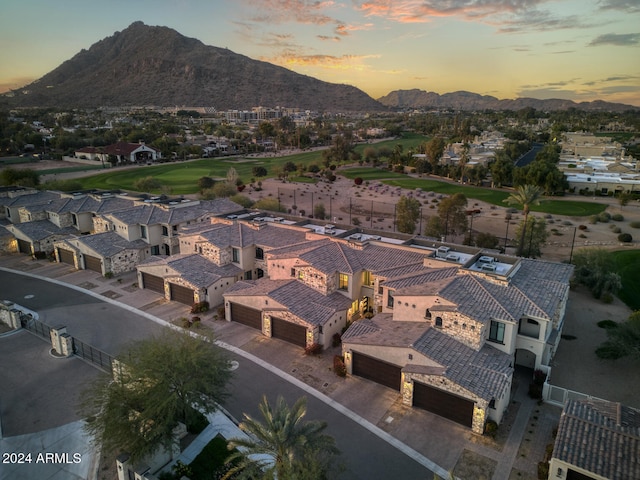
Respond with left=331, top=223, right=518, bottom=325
left=0, top=270, right=432, bottom=479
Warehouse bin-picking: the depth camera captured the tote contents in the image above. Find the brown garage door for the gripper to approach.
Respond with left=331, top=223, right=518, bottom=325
left=17, top=239, right=31, bottom=254
left=271, top=317, right=307, bottom=347
left=352, top=352, right=401, bottom=391
left=58, top=248, right=75, bottom=265
left=84, top=255, right=102, bottom=273
left=141, top=272, right=164, bottom=294
left=230, top=303, right=262, bottom=330
left=169, top=283, right=194, bottom=305
left=413, top=381, right=474, bottom=428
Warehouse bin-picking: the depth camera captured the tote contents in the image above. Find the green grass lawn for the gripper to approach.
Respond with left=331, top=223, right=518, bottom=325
left=187, top=434, right=238, bottom=480
left=65, top=133, right=429, bottom=195
left=611, top=249, right=640, bottom=311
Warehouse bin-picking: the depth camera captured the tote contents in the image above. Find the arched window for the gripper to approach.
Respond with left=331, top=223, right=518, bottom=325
left=425, top=309, right=432, bottom=319
left=435, top=317, right=443, bottom=327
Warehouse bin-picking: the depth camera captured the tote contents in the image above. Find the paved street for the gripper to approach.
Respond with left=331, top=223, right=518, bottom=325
left=0, top=266, right=433, bottom=479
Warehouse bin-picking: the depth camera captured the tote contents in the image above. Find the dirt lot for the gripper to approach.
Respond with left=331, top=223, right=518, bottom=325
left=245, top=174, right=640, bottom=263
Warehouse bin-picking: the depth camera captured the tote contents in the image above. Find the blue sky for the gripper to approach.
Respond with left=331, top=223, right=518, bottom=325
left=1, top=0, right=639, bottom=106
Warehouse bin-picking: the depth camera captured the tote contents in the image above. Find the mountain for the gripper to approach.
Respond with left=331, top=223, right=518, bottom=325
left=3, top=22, right=385, bottom=112
left=377, top=88, right=639, bottom=112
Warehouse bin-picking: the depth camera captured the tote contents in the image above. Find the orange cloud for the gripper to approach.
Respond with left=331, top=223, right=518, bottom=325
left=262, top=52, right=380, bottom=71
left=243, top=0, right=337, bottom=25
left=357, top=0, right=548, bottom=23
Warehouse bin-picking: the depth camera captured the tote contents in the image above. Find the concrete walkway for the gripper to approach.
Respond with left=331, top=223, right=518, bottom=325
left=0, top=253, right=561, bottom=479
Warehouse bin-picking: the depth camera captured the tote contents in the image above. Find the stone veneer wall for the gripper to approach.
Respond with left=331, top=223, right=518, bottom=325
left=402, top=372, right=488, bottom=434
left=107, top=249, right=146, bottom=275
left=427, top=311, right=486, bottom=350
left=0, top=236, right=16, bottom=254
left=19, top=208, right=47, bottom=223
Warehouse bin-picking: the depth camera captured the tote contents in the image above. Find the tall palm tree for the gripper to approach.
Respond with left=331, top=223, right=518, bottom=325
left=225, top=395, right=339, bottom=480
left=503, top=184, right=543, bottom=256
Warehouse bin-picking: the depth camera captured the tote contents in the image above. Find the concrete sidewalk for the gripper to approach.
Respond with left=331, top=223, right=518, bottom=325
left=0, top=253, right=559, bottom=479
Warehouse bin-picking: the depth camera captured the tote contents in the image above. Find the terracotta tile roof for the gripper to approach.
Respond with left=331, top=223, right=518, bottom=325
left=384, top=267, right=458, bottom=292
left=225, top=278, right=351, bottom=326
left=192, top=223, right=307, bottom=249
left=342, top=315, right=513, bottom=400
left=412, top=328, right=513, bottom=401
left=102, top=142, right=160, bottom=155
left=553, top=399, right=640, bottom=480
left=6, top=219, right=76, bottom=241
left=139, top=254, right=242, bottom=287
left=68, top=231, right=147, bottom=257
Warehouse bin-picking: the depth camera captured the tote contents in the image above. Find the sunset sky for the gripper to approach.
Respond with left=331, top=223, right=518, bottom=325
left=1, top=0, right=639, bottom=106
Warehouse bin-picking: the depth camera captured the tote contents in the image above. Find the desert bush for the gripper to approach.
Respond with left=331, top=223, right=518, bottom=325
left=217, top=306, right=226, bottom=320
left=191, top=301, right=210, bottom=314
left=598, top=212, right=611, bottom=223
left=484, top=420, right=498, bottom=438
left=618, top=233, right=633, bottom=242
left=333, top=355, right=347, bottom=377
left=612, top=214, right=624, bottom=221
left=304, top=343, right=322, bottom=355
left=630, top=221, right=640, bottom=229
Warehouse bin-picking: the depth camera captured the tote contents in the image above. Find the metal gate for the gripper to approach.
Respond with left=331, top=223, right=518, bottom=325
left=20, top=314, right=51, bottom=339
left=72, top=338, right=114, bottom=372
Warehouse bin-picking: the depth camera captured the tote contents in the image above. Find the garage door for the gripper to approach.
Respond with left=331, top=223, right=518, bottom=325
left=17, top=239, right=31, bottom=254
left=169, top=283, right=194, bottom=305
left=84, top=255, right=102, bottom=273
left=271, top=317, right=307, bottom=347
left=58, top=248, right=75, bottom=265
left=413, top=382, right=474, bottom=428
left=141, top=272, right=165, bottom=294
left=352, top=352, right=401, bottom=391
left=230, top=303, right=262, bottom=330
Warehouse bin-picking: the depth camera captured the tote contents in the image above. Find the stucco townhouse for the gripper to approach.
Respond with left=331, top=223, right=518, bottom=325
left=56, top=197, right=241, bottom=276
left=136, top=218, right=310, bottom=306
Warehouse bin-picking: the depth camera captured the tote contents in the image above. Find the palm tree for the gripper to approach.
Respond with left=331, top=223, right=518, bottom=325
left=225, top=395, right=339, bottom=480
left=503, top=184, right=543, bottom=256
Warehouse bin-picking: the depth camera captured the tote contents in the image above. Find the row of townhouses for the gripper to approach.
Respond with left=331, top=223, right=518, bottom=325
left=0, top=185, right=573, bottom=435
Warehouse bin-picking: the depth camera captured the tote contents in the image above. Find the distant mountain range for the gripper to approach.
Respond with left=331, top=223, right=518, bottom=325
left=2, top=22, right=638, bottom=113
left=2, top=22, right=383, bottom=112
left=376, top=88, right=639, bottom=112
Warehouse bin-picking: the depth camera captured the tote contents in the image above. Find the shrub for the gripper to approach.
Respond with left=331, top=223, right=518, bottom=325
left=537, top=461, right=549, bottom=480
left=578, top=224, right=587, bottom=230
left=354, top=177, right=363, bottom=185
left=618, top=233, right=633, bottom=242
left=191, top=316, right=201, bottom=327
left=332, top=332, right=342, bottom=348
left=589, top=215, right=599, bottom=224
left=612, top=227, right=621, bottom=234
left=598, top=212, right=611, bottom=223
left=484, top=420, right=498, bottom=438
left=333, top=355, right=347, bottom=377
left=630, top=221, right=640, bottom=229
left=191, top=301, right=210, bottom=314
left=612, top=214, right=624, bottom=221
left=601, top=292, right=614, bottom=304
left=217, top=306, right=226, bottom=320
left=104, top=271, right=114, bottom=279
left=181, top=317, right=192, bottom=328
left=352, top=217, right=361, bottom=226
left=533, top=369, right=547, bottom=385
left=304, top=343, right=322, bottom=355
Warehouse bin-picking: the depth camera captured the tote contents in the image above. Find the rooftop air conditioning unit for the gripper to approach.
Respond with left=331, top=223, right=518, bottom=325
left=481, top=263, right=497, bottom=272
left=479, top=255, right=495, bottom=263
left=446, top=253, right=460, bottom=262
